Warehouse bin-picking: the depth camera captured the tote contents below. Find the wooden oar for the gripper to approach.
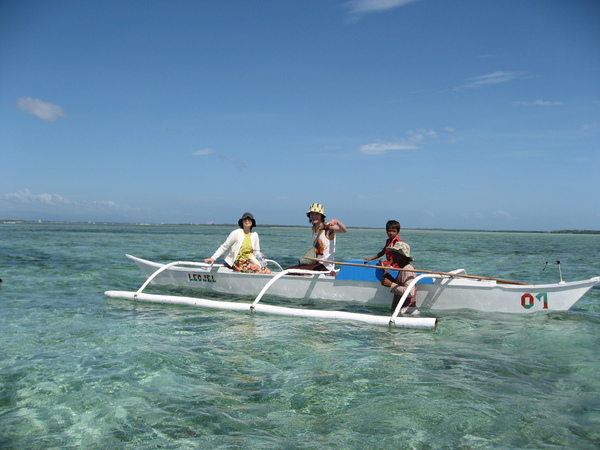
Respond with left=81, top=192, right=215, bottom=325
left=306, top=257, right=530, bottom=285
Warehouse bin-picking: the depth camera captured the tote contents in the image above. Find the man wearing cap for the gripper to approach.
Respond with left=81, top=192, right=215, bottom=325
left=381, top=241, right=418, bottom=313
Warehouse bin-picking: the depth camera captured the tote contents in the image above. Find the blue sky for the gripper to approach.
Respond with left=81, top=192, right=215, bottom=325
left=1, top=0, right=599, bottom=231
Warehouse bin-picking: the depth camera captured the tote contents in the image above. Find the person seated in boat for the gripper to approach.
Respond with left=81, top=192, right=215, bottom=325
left=364, top=219, right=402, bottom=268
left=286, top=203, right=347, bottom=273
left=381, top=241, right=418, bottom=313
left=204, top=212, right=271, bottom=274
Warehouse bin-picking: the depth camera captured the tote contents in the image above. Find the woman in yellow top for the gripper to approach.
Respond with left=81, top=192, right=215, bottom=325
left=204, top=212, right=270, bottom=273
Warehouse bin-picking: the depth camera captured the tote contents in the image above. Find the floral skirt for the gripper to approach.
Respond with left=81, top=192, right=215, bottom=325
left=233, top=257, right=271, bottom=274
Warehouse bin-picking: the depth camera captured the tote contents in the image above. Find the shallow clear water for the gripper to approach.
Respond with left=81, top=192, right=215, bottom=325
left=1, top=223, right=599, bottom=448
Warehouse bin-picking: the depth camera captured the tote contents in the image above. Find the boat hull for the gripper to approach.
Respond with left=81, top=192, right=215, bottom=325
left=126, top=255, right=599, bottom=314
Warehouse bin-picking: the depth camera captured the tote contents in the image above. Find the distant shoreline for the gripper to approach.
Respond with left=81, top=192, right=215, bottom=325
left=1, top=219, right=599, bottom=234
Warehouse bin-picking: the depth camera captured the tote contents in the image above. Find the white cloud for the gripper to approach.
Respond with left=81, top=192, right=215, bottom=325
left=1, top=189, right=149, bottom=222
left=17, top=97, right=67, bottom=121
left=407, top=128, right=437, bottom=143
left=359, top=127, right=457, bottom=155
left=345, top=0, right=421, bottom=14
left=3, top=188, right=122, bottom=210
left=5, top=188, right=69, bottom=205
left=461, top=71, right=522, bottom=89
left=91, top=200, right=119, bottom=208
left=359, top=141, right=418, bottom=155
left=513, top=100, right=563, bottom=106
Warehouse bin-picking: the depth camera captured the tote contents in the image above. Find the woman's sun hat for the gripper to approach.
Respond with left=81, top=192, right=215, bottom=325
left=238, top=212, right=256, bottom=227
left=306, top=203, right=326, bottom=218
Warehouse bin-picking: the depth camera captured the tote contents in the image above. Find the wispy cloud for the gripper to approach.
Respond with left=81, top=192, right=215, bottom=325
left=193, top=148, right=246, bottom=170
left=359, top=127, right=456, bottom=155
left=345, top=0, right=422, bottom=14
left=17, top=97, right=67, bottom=121
left=460, top=71, right=522, bottom=89
left=345, top=0, right=422, bottom=21
left=1, top=189, right=147, bottom=221
left=358, top=141, right=418, bottom=155
left=407, top=128, right=437, bottom=143
left=513, top=100, right=563, bottom=106
left=3, top=189, right=126, bottom=210
left=5, top=189, right=69, bottom=205
left=193, top=148, right=215, bottom=156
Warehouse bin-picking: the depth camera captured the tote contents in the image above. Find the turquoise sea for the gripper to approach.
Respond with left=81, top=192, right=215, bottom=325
left=1, top=223, right=599, bottom=449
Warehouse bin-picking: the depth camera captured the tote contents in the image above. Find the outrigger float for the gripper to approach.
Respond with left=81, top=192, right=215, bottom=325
left=105, top=255, right=600, bottom=329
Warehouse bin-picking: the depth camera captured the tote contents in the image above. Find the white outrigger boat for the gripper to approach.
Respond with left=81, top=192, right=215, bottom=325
left=105, top=255, right=599, bottom=329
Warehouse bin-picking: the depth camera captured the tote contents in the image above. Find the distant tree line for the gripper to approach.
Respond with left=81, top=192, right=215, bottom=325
left=551, top=230, right=600, bottom=234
